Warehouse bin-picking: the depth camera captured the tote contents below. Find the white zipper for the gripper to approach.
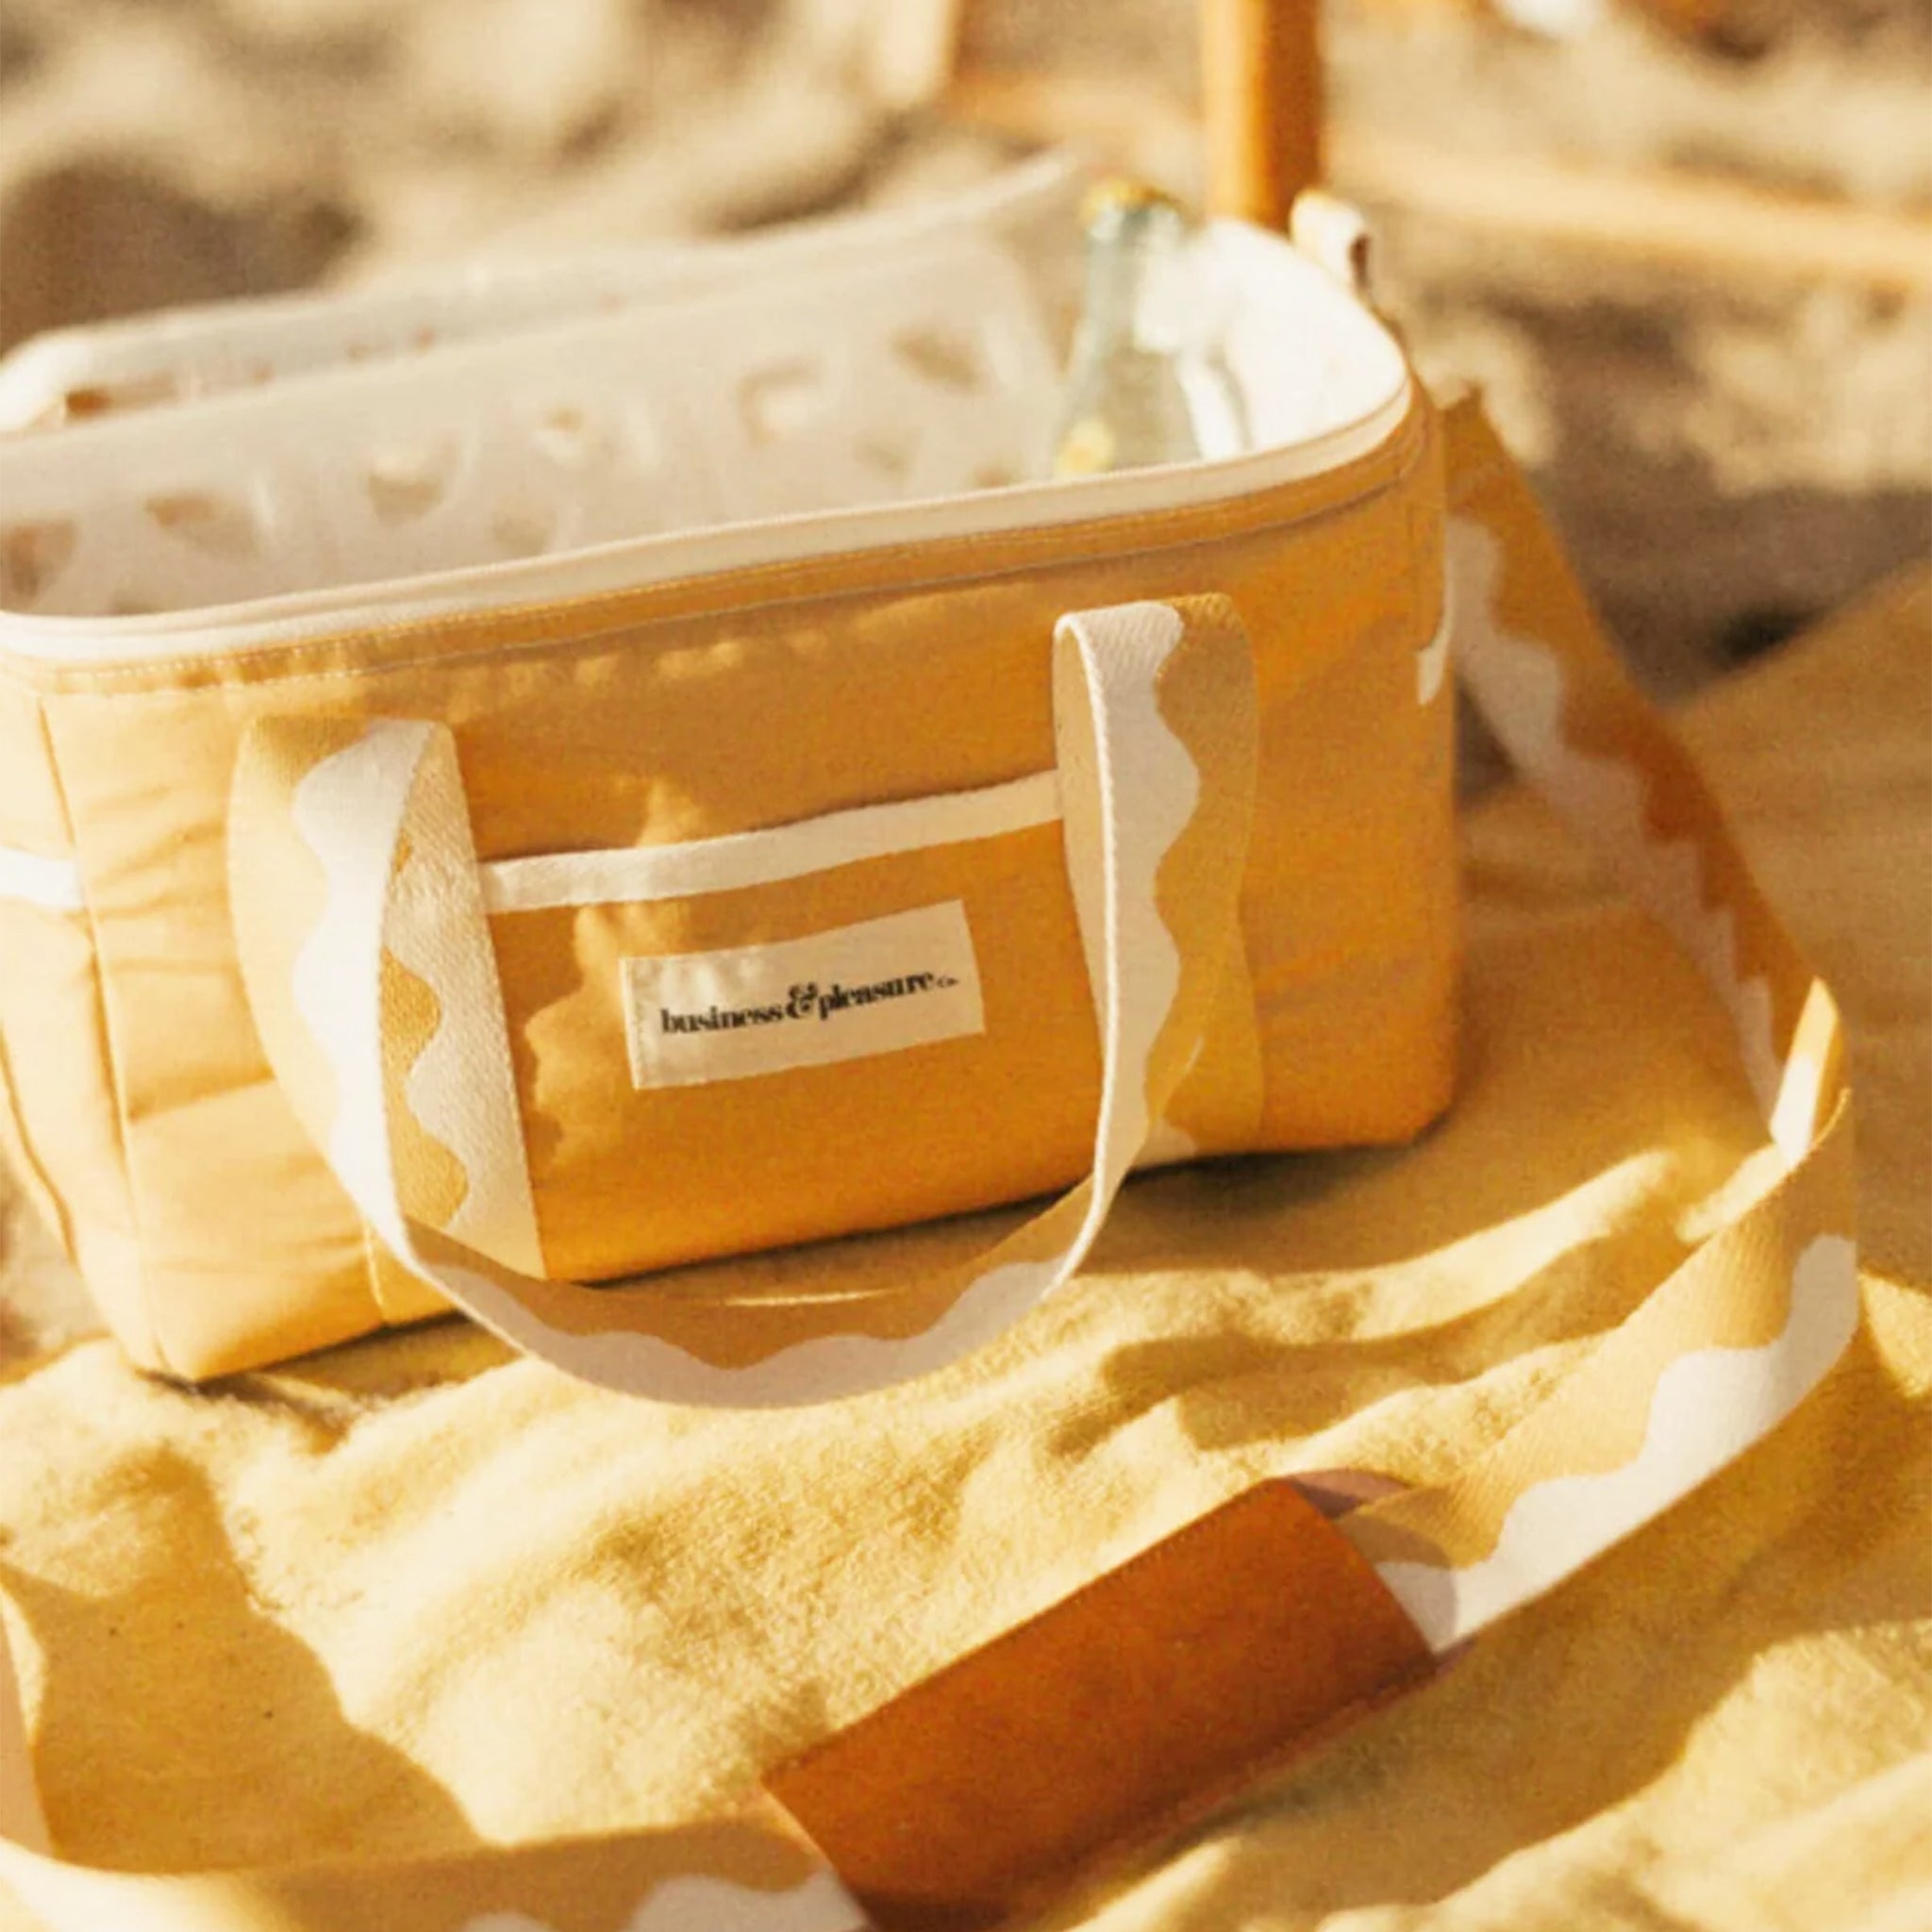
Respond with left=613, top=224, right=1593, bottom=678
left=0, top=378, right=1413, bottom=668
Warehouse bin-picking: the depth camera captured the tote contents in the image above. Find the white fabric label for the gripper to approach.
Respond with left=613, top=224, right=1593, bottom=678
left=623, top=901, right=985, bottom=1090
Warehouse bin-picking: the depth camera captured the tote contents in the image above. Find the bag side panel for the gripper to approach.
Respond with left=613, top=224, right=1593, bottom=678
left=1236, top=403, right=1457, bottom=1151
left=41, top=691, right=402, bottom=1379
left=0, top=676, right=152, bottom=1363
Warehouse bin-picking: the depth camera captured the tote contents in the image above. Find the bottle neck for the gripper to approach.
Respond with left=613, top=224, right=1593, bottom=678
left=1079, top=208, right=1185, bottom=356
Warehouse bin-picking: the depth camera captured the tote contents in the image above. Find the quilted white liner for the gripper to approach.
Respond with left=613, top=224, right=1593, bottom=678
left=0, top=153, right=1088, bottom=430
left=0, top=161, right=1410, bottom=664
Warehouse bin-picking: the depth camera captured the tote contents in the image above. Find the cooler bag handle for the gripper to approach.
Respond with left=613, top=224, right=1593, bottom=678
left=224, top=594, right=1260, bottom=1407
left=1337, top=394, right=1857, bottom=1652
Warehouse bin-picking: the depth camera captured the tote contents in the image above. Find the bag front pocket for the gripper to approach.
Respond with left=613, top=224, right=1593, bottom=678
left=478, top=773, right=1104, bottom=1280
left=227, top=592, right=1262, bottom=1400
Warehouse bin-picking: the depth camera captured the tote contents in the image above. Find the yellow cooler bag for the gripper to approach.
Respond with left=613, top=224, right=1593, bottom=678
left=0, top=161, right=1460, bottom=1395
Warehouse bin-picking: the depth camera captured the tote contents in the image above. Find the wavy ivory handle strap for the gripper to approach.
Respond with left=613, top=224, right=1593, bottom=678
left=225, top=595, right=1260, bottom=1407
left=0, top=407, right=1862, bottom=1932
left=1335, top=395, right=1859, bottom=1649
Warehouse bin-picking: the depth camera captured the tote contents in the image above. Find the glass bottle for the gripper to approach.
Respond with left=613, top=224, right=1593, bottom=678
left=1052, top=180, right=1248, bottom=479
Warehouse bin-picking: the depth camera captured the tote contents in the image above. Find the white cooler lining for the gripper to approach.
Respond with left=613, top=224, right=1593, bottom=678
left=0, top=208, right=1414, bottom=666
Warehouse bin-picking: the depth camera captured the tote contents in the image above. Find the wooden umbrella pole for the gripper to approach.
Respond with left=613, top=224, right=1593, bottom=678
left=1200, top=0, right=1324, bottom=229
